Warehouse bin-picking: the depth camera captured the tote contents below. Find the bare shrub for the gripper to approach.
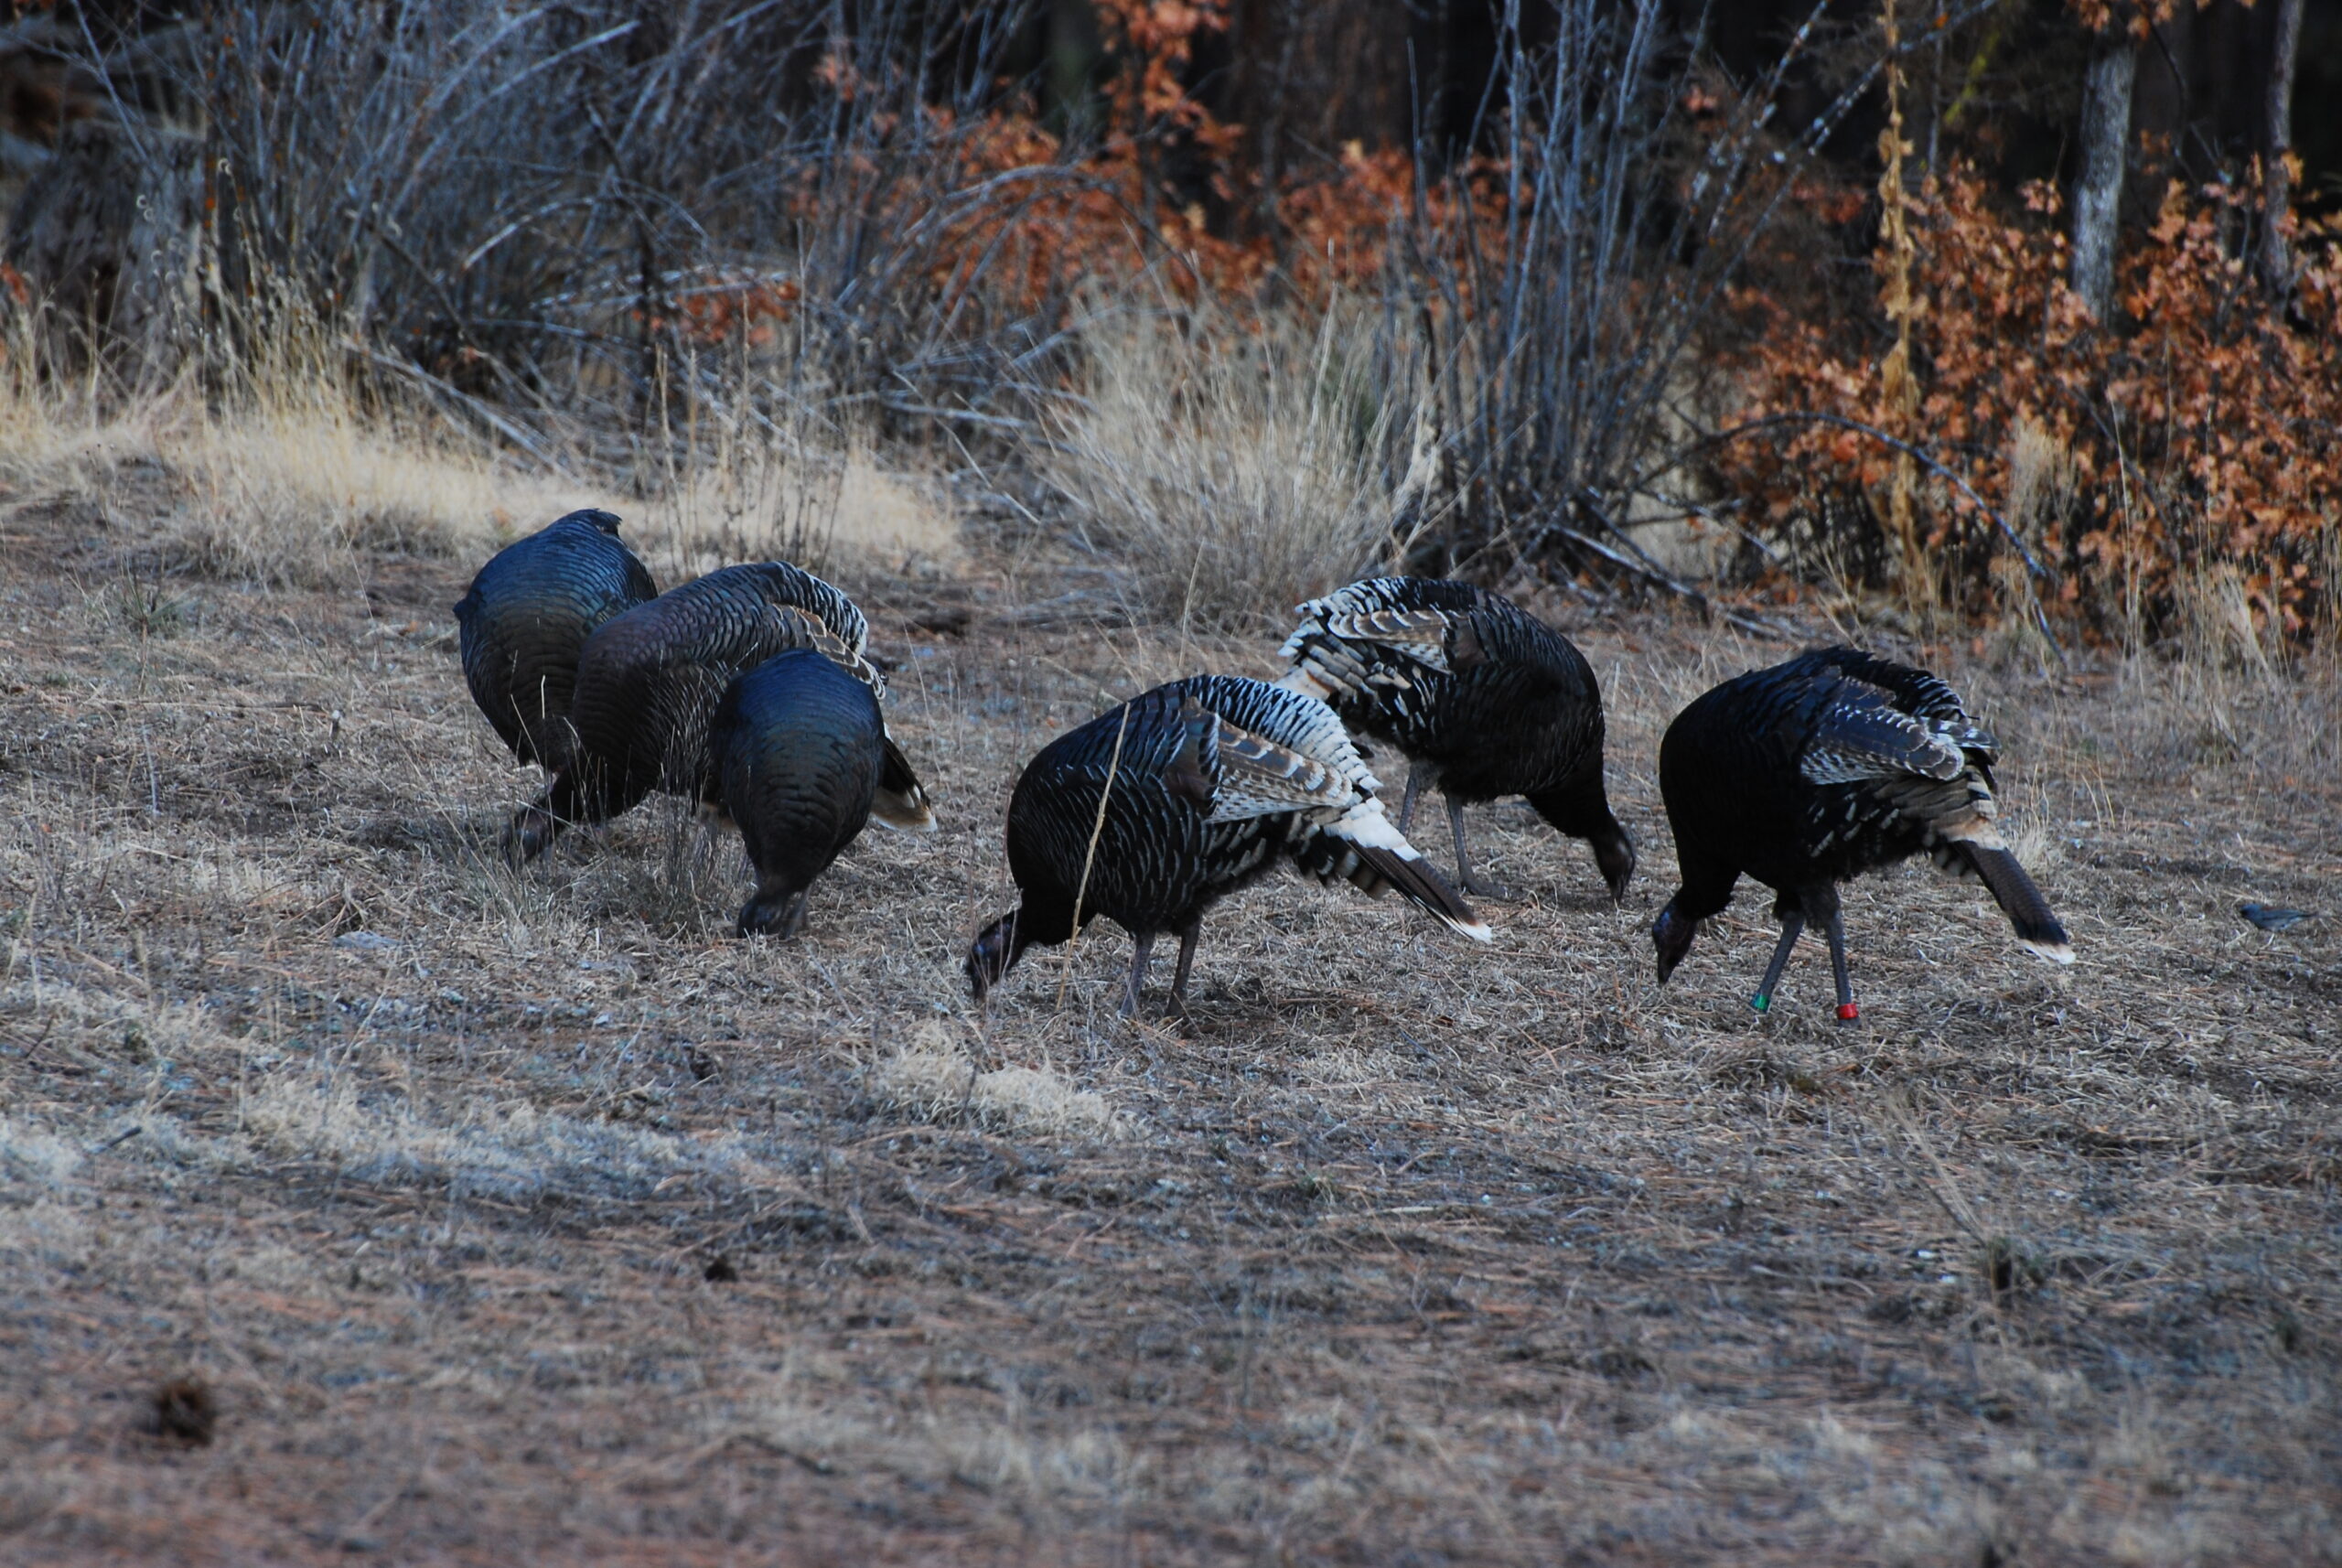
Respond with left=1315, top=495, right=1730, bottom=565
left=1043, top=301, right=1406, bottom=631
left=1385, top=0, right=1853, bottom=583
left=62, top=1, right=1058, bottom=444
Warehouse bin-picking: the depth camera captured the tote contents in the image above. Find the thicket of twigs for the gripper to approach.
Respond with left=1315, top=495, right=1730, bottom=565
left=8, top=0, right=2338, bottom=645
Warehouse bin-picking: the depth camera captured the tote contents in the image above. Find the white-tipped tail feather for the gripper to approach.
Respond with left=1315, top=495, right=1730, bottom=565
left=1322, top=800, right=1493, bottom=942
left=870, top=793, right=938, bottom=832
left=1963, top=843, right=2073, bottom=965
left=871, top=737, right=937, bottom=832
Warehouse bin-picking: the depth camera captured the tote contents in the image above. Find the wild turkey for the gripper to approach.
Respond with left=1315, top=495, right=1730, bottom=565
left=508, top=561, right=933, bottom=861
left=965, top=674, right=1489, bottom=1017
left=1650, top=647, right=2072, bottom=1020
left=708, top=648, right=884, bottom=938
left=453, top=509, right=657, bottom=772
left=1278, top=577, right=1634, bottom=903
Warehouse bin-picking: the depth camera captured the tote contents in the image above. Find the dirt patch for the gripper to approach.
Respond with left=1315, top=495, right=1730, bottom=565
left=1, top=506, right=2337, bottom=1564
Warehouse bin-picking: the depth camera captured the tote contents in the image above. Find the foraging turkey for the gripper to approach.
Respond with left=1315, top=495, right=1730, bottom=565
left=453, top=509, right=657, bottom=772
left=508, top=561, right=933, bottom=861
left=1278, top=577, right=1634, bottom=902
left=708, top=649, right=884, bottom=938
left=965, top=674, right=1489, bottom=1017
left=1650, top=647, right=2072, bottom=1020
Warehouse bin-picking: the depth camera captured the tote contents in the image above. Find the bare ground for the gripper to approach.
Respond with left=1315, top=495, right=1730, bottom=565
left=2, top=501, right=2338, bottom=1566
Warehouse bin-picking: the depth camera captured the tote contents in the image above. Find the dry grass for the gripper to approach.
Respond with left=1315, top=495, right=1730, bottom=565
left=639, top=434, right=963, bottom=587
left=872, top=1022, right=1125, bottom=1139
left=0, top=441, right=2337, bottom=1563
left=0, top=317, right=952, bottom=599
left=0, top=396, right=578, bottom=594
left=1043, top=300, right=1411, bottom=633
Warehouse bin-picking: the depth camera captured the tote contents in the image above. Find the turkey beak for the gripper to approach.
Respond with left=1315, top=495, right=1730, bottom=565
left=1599, top=832, right=1637, bottom=908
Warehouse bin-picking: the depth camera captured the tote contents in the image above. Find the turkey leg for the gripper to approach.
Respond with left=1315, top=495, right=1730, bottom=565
left=1752, top=910, right=1805, bottom=1015
left=1119, top=932, right=1155, bottom=1018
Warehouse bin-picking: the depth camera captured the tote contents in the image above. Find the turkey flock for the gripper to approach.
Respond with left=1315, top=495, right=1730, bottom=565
left=457, top=509, right=2074, bottom=1024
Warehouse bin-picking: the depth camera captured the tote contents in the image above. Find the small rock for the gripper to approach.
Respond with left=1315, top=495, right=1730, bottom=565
left=334, top=931, right=400, bottom=952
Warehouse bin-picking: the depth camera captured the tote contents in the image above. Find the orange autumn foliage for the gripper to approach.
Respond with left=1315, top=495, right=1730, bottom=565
left=1723, top=165, right=2342, bottom=639
left=778, top=0, right=1467, bottom=330
left=643, top=274, right=801, bottom=350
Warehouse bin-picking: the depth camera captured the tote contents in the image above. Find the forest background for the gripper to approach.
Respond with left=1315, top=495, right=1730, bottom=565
left=2, top=0, right=2339, bottom=650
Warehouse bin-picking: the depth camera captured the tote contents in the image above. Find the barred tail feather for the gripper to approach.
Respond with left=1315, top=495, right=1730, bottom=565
left=1273, top=665, right=1335, bottom=702
left=872, top=736, right=938, bottom=832
left=1962, top=843, right=2073, bottom=963
left=1274, top=638, right=1374, bottom=707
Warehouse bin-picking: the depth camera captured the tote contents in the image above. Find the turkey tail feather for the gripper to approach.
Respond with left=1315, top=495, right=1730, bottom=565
left=1348, top=841, right=1490, bottom=942
left=1293, top=800, right=1490, bottom=940
left=1963, top=844, right=2073, bottom=963
left=872, top=736, right=938, bottom=832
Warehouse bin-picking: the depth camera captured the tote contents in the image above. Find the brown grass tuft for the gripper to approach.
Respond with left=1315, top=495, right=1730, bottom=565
left=872, top=1024, right=1124, bottom=1140
left=1043, top=301, right=1406, bottom=632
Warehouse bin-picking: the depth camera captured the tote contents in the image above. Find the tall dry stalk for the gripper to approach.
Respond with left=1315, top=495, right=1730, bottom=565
left=1876, top=0, right=1931, bottom=616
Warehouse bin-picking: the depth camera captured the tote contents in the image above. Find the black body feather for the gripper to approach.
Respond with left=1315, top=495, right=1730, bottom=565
left=711, top=649, right=883, bottom=937
left=1278, top=577, right=1633, bottom=900
left=966, top=674, right=1488, bottom=1016
left=1652, top=647, right=2072, bottom=1020
left=509, top=561, right=931, bottom=860
left=453, top=510, right=656, bottom=771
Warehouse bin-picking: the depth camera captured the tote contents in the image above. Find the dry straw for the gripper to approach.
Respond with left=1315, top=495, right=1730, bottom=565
left=1043, top=299, right=1403, bottom=633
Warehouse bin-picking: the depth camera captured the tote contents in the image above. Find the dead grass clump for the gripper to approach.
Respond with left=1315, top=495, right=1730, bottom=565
left=150, top=404, right=546, bottom=587
left=0, top=1115, right=83, bottom=1188
left=0, top=306, right=580, bottom=589
left=0, top=981, right=241, bottom=1069
left=1043, top=301, right=1404, bottom=632
left=239, top=1070, right=770, bottom=1200
left=0, top=1199, right=92, bottom=1272
left=871, top=1024, right=1123, bottom=1139
left=644, top=435, right=962, bottom=585
left=736, top=1357, right=1145, bottom=1513
left=2176, top=563, right=2279, bottom=676
left=923, top=1412, right=1142, bottom=1503
left=2006, top=417, right=2077, bottom=545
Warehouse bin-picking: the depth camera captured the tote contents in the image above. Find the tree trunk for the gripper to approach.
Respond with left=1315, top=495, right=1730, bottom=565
left=2070, top=35, right=2136, bottom=320
left=2259, top=0, right=2304, bottom=296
